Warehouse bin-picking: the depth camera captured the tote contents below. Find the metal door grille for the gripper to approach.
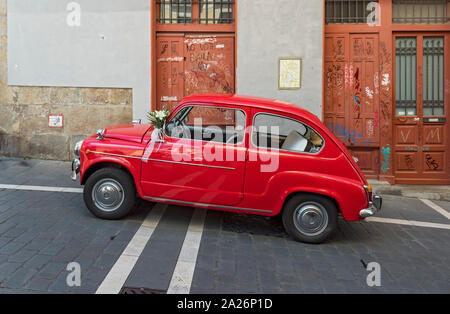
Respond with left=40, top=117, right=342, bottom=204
left=423, top=37, right=445, bottom=116
left=396, top=37, right=417, bottom=116
left=158, top=0, right=192, bottom=24
left=199, top=0, right=234, bottom=24
left=393, top=0, right=449, bottom=24
left=325, top=0, right=379, bottom=24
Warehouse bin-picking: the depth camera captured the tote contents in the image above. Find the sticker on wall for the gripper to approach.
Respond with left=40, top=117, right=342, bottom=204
left=48, top=115, right=64, bottom=128
left=279, top=58, right=302, bottom=90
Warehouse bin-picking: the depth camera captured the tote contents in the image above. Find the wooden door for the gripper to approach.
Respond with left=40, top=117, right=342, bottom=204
left=324, top=33, right=381, bottom=178
left=156, top=33, right=235, bottom=112
left=393, top=34, right=449, bottom=184
left=156, top=34, right=185, bottom=111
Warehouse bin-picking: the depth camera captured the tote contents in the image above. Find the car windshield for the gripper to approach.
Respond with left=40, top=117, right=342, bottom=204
left=165, top=105, right=247, bottom=145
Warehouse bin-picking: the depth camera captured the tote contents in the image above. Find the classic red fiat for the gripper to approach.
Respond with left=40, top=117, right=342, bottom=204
left=72, top=95, right=381, bottom=243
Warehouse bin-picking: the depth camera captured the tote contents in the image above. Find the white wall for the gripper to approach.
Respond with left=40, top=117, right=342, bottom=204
left=236, top=0, right=323, bottom=119
left=7, top=0, right=151, bottom=120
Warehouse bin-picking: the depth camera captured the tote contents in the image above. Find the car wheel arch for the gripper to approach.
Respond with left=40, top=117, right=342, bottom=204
left=278, top=191, right=342, bottom=217
left=82, top=161, right=135, bottom=188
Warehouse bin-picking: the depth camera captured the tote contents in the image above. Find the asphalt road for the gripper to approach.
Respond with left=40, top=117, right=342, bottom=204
left=0, top=157, right=449, bottom=294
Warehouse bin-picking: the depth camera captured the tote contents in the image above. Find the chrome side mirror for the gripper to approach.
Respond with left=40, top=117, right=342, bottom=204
left=96, top=129, right=105, bottom=140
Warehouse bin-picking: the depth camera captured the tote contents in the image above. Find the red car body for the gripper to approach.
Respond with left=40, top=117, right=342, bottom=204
left=73, top=95, right=381, bottom=242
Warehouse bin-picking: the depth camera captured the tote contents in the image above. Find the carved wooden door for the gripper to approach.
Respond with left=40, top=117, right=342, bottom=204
left=393, top=34, right=449, bottom=184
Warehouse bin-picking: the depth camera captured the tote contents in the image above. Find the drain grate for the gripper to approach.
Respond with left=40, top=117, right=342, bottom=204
left=119, top=287, right=167, bottom=295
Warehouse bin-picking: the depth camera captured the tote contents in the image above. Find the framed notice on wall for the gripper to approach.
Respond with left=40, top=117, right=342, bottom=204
left=278, top=58, right=302, bottom=90
left=48, top=115, right=64, bottom=128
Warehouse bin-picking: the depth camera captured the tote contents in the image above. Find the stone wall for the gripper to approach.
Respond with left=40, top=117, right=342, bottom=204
left=0, top=0, right=133, bottom=161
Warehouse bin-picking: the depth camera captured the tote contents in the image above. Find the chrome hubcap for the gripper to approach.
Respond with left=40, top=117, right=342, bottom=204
left=293, top=202, right=328, bottom=236
left=92, top=179, right=124, bottom=212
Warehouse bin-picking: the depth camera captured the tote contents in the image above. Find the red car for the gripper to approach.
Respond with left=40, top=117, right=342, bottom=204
left=72, top=95, right=381, bottom=243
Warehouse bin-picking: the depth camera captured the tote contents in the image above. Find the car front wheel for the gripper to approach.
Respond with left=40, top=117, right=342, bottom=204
left=83, top=167, right=136, bottom=220
left=282, top=194, right=338, bottom=244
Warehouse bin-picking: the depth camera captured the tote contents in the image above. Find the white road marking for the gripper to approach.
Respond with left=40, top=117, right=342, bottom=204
left=366, top=217, right=450, bottom=230
left=420, top=199, right=450, bottom=220
left=167, top=208, right=207, bottom=294
left=96, top=204, right=167, bottom=294
left=0, top=184, right=83, bottom=193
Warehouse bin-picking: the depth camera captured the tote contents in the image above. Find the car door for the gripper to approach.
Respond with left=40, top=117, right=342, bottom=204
left=243, top=109, right=327, bottom=211
left=140, top=103, right=249, bottom=206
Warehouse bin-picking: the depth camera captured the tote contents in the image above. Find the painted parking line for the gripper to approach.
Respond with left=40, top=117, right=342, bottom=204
left=167, top=208, right=207, bottom=294
left=96, top=204, right=167, bottom=294
left=366, top=217, right=450, bottom=230
left=0, top=184, right=83, bottom=193
left=421, top=199, right=450, bottom=220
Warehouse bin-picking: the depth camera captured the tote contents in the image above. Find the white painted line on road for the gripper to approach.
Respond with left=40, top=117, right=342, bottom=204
left=366, top=217, right=450, bottom=230
left=167, top=208, right=207, bottom=294
left=0, top=184, right=83, bottom=193
left=420, top=199, right=450, bottom=220
left=96, top=203, right=167, bottom=294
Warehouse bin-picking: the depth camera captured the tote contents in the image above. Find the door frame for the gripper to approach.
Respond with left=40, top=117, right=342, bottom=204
left=151, top=1, right=237, bottom=111
left=392, top=31, right=450, bottom=184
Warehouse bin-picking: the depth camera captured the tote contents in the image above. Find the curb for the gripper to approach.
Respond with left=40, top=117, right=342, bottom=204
left=372, top=186, right=450, bottom=202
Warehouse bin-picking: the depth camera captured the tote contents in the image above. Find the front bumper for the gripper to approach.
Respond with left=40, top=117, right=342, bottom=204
left=360, top=195, right=382, bottom=218
left=71, top=158, right=81, bottom=181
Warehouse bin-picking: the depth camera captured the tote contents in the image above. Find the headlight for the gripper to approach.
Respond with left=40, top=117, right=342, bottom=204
left=74, top=141, right=84, bottom=157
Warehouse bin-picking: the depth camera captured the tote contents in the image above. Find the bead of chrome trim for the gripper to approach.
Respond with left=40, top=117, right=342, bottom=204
left=88, top=151, right=236, bottom=170
left=143, top=196, right=272, bottom=214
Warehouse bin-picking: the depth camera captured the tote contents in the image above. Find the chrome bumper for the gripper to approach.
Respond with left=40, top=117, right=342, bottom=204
left=71, top=158, right=81, bottom=181
left=360, top=195, right=382, bottom=218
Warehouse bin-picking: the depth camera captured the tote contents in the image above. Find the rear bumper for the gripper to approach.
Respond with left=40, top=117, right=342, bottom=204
left=359, top=195, right=382, bottom=218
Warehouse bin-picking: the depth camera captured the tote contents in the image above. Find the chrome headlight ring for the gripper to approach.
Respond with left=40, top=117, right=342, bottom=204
left=74, top=140, right=84, bottom=157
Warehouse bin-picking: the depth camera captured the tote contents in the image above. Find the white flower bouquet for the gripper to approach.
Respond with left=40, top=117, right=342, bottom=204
left=148, top=108, right=170, bottom=130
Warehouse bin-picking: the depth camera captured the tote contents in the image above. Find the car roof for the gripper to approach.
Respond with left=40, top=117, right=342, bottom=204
left=180, top=94, right=322, bottom=124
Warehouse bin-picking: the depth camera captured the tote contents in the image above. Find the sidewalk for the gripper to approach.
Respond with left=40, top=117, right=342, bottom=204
left=369, top=179, right=450, bottom=202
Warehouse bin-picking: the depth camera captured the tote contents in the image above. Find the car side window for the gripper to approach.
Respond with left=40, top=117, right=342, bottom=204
left=252, top=113, right=324, bottom=154
left=165, top=105, right=247, bottom=145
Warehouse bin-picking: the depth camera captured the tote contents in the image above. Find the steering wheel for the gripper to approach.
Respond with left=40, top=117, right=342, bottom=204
left=172, top=122, right=191, bottom=140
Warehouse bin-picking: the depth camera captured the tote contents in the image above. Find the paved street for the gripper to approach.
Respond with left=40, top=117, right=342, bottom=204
left=0, top=157, right=449, bottom=294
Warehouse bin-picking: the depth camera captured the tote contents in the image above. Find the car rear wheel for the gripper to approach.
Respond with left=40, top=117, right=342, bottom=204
left=84, top=167, right=136, bottom=220
left=282, top=194, right=337, bottom=244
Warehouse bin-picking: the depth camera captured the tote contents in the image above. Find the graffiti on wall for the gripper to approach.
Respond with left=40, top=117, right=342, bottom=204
left=381, top=145, right=391, bottom=174
left=425, top=155, right=439, bottom=171
left=379, top=42, right=392, bottom=143
left=326, top=122, right=370, bottom=146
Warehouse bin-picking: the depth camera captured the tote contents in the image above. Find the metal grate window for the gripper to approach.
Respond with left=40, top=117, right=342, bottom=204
left=158, top=0, right=192, bottom=24
left=325, top=0, right=379, bottom=24
left=395, top=38, right=417, bottom=116
left=393, top=0, right=450, bottom=24
left=199, top=0, right=234, bottom=24
left=423, top=37, right=445, bottom=116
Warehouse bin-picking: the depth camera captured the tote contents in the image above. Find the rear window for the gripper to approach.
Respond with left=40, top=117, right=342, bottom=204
left=252, top=113, right=324, bottom=154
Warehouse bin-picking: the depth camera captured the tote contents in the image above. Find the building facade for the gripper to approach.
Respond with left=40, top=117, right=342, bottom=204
left=0, top=0, right=449, bottom=184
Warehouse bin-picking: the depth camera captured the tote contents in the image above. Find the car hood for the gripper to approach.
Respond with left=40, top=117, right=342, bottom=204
left=103, top=124, right=152, bottom=143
